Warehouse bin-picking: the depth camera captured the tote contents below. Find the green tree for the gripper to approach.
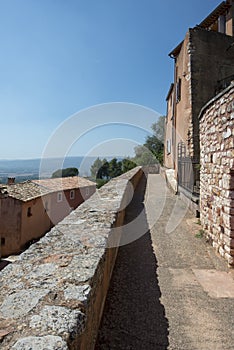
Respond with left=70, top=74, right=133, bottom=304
left=90, top=157, right=104, bottom=179
left=133, top=145, right=158, bottom=166
left=151, top=115, right=165, bottom=143
left=145, top=116, right=165, bottom=164
left=96, top=178, right=109, bottom=189
left=109, top=158, right=122, bottom=178
left=122, top=158, right=137, bottom=173
left=51, top=167, right=79, bottom=178
left=144, top=135, right=164, bottom=164
left=90, top=155, right=137, bottom=189
left=96, top=159, right=110, bottom=179
left=134, top=116, right=165, bottom=165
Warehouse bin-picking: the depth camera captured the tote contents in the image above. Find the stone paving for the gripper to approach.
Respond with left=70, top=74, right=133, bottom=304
left=95, top=174, right=234, bottom=350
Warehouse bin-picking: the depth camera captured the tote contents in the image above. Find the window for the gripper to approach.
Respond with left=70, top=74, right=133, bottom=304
left=27, top=207, right=32, bottom=217
left=57, top=192, right=63, bottom=202
left=1, top=237, right=5, bottom=246
left=86, top=188, right=89, bottom=197
left=45, top=201, right=49, bottom=212
left=167, top=140, right=171, bottom=154
left=70, top=190, right=75, bottom=200
left=176, top=78, right=181, bottom=103
left=218, top=15, right=226, bottom=34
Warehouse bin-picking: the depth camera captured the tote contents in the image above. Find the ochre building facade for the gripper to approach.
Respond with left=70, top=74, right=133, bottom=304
left=0, top=177, right=96, bottom=257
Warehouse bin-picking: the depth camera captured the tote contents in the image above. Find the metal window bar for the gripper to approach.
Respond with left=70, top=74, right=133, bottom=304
left=177, top=142, right=200, bottom=195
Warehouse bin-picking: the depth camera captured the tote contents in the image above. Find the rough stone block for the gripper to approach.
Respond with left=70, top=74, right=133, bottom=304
left=12, top=336, right=68, bottom=350
left=0, top=167, right=144, bottom=349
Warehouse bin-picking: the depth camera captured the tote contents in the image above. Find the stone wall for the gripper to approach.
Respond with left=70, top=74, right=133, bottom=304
left=0, top=167, right=143, bottom=349
left=190, top=28, right=234, bottom=160
left=165, top=26, right=234, bottom=177
left=199, top=83, right=234, bottom=266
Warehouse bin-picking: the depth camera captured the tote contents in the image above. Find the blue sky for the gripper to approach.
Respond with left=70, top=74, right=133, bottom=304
left=0, top=0, right=222, bottom=159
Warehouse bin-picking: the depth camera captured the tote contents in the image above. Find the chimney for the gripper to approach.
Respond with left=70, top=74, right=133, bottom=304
left=0, top=186, right=8, bottom=198
left=7, top=177, right=15, bottom=185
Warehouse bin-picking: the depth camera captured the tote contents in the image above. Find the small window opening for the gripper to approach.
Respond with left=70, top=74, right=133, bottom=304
left=45, top=201, right=49, bottom=212
left=167, top=139, right=171, bottom=154
left=176, top=78, right=181, bottom=103
left=57, top=192, right=63, bottom=202
left=27, top=207, right=32, bottom=217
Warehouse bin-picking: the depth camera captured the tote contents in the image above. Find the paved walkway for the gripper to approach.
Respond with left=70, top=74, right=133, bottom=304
left=95, top=174, right=234, bottom=350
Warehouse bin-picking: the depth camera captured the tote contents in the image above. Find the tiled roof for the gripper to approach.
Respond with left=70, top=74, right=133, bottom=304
left=3, top=181, right=51, bottom=202
left=1, top=177, right=96, bottom=202
left=32, top=176, right=96, bottom=192
left=199, top=1, right=231, bottom=29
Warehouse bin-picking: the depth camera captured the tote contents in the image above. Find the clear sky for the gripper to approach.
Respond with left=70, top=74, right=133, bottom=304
left=0, top=0, right=222, bottom=159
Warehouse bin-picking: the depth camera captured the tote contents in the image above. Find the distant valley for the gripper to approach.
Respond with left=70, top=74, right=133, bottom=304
left=0, top=156, right=98, bottom=183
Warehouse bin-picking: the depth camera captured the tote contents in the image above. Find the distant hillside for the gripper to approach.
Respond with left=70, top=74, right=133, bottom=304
left=0, top=157, right=95, bottom=184
left=0, top=156, right=123, bottom=184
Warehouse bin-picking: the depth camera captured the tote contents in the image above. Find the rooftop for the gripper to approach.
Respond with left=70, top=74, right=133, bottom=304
left=1, top=181, right=50, bottom=202
left=169, top=1, right=232, bottom=58
left=198, top=1, right=231, bottom=29
left=0, top=177, right=96, bottom=202
left=32, top=176, right=96, bottom=192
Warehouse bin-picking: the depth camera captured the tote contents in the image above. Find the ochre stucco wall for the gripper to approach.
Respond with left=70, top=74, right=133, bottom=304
left=0, top=197, right=22, bottom=256
left=21, top=195, right=52, bottom=249
left=49, top=186, right=96, bottom=226
left=1, top=185, right=96, bottom=257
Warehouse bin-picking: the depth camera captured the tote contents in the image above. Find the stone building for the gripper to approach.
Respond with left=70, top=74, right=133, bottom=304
left=199, top=83, right=234, bottom=266
left=164, top=0, right=234, bottom=199
left=0, top=176, right=96, bottom=257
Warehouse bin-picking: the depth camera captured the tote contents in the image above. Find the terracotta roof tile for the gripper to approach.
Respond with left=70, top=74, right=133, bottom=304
left=1, top=177, right=96, bottom=202
left=3, top=181, right=50, bottom=202
left=32, top=176, right=96, bottom=192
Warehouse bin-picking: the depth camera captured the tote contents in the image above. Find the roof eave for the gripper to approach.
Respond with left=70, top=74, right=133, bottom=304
left=168, top=41, right=183, bottom=59
left=198, top=1, right=231, bottom=29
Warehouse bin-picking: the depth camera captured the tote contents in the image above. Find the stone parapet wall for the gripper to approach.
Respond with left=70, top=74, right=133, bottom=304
left=199, top=84, right=234, bottom=266
left=0, top=167, right=144, bottom=349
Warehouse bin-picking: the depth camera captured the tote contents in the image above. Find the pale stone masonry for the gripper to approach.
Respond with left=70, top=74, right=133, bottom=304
left=0, top=167, right=143, bottom=349
left=199, top=83, right=234, bottom=266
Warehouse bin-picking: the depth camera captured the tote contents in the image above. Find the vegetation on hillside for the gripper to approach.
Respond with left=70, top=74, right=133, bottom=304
left=133, top=116, right=165, bottom=166
left=51, top=167, right=79, bottom=178
left=90, top=157, right=137, bottom=188
left=90, top=116, right=165, bottom=187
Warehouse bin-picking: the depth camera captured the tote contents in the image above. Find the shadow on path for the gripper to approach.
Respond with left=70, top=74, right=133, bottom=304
left=95, top=175, right=169, bottom=350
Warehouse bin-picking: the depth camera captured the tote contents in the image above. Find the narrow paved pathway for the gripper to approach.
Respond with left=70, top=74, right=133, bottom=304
left=95, top=174, right=234, bottom=350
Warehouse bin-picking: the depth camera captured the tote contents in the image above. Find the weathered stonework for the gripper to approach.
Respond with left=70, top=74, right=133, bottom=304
left=199, top=84, right=234, bottom=266
left=0, top=167, right=143, bottom=349
left=165, top=23, right=234, bottom=183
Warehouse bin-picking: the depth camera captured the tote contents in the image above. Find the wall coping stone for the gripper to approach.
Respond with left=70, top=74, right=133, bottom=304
left=0, top=166, right=143, bottom=349
left=199, top=82, right=234, bottom=120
